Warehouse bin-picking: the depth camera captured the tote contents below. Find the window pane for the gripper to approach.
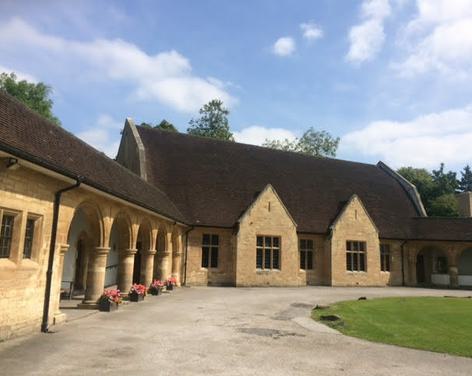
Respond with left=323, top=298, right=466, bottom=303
left=359, top=253, right=365, bottom=271
left=272, top=249, right=280, bottom=269
left=202, top=234, right=210, bottom=245
left=23, top=218, right=35, bottom=259
left=201, top=247, right=209, bottom=268
left=353, top=252, right=359, bottom=271
left=346, top=241, right=352, bottom=251
left=353, top=242, right=359, bottom=252
left=265, top=237, right=272, bottom=247
left=256, top=248, right=263, bottom=268
left=300, top=239, right=306, bottom=250
left=211, top=235, right=219, bottom=246
left=273, top=237, right=279, bottom=248
left=300, top=250, right=306, bottom=270
left=307, top=250, right=313, bottom=270
left=210, top=247, right=218, bottom=268
left=0, top=215, right=14, bottom=259
left=257, top=236, right=263, bottom=247
left=346, top=253, right=352, bottom=271
left=307, top=240, right=314, bottom=250
left=385, top=255, right=390, bottom=272
left=264, top=249, right=271, bottom=269
left=360, top=242, right=366, bottom=252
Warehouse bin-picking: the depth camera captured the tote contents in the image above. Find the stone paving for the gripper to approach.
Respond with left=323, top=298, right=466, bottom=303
left=0, top=286, right=471, bottom=376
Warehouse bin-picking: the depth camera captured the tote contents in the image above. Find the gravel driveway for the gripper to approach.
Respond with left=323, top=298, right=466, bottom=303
left=0, top=286, right=471, bottom=376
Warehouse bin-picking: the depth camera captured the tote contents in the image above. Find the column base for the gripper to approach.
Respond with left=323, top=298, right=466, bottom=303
left=53, top=312, right=67, bottom=325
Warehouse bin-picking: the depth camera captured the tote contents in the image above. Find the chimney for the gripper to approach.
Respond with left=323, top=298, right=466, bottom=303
left=457, top=192, right=472, bottom=217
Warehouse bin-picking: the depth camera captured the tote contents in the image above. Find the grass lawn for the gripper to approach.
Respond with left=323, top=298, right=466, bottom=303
left=312, top=297, right=472, bottom=357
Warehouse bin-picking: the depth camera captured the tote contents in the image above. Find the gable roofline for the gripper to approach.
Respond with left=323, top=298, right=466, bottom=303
left=237, top=184, right=297, bottom=227
left=329, top=194, right=379, bottom=234
left=377, top=161, right=427, bottom=217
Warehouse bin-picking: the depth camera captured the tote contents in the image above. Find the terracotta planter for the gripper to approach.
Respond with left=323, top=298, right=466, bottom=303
left=129, top=292, right=145, bottom=302
left=99, top=299, right=118, bottom=312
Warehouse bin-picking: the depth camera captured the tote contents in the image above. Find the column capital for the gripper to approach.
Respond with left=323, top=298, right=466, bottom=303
left=95, top=246, right=111, bottom=256
left=160, top=251, right=171, bottom=257
left=121, top=248, right=138, bottom=256
left=146, top=249, right=157, bottom=256
left=173, top=252, right=183, bottom=257
left=59, top=244, right=70, bottom=255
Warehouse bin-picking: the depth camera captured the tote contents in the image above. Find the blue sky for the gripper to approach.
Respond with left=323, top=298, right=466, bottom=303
left=1, top=0, right=472, bottom=170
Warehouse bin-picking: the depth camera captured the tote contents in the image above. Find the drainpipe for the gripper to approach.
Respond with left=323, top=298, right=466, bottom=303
left=183, top=226, right=194, bottom=286
left=400, top=240, right=407, bottom=287
left=41, top=177, right=82, bottom=333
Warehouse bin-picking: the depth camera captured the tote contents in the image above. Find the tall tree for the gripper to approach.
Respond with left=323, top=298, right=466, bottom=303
left=262, top=127, right=339, bottom=157
left=431, top=163, right=458, bottom=197
left=0, top=72, right=61, bottom=125
left=156, top=119, right=177, bottom=132
left=459, top=165, right=472, bottom=192
left=187, top=99, right=234, bottom=141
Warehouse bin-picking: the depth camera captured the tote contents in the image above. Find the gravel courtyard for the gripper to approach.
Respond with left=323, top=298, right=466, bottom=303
left=0, top=286, right=471, bottom=376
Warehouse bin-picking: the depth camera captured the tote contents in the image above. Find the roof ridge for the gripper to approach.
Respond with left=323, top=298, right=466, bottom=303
left=136, top=125, right=379, bottom=168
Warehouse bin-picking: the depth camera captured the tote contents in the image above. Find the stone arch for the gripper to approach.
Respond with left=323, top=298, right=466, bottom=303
left=61, top=201, right=104, bottom=297
left=458, top=248, right=472, bottom=288
left=106, top=210, right=133, bottom=288
left=416, top=245, right=449, bottom=286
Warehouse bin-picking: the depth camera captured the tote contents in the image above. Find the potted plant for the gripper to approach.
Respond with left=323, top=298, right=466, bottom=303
left=98, top=289, right=122, bottom=312
left=166, top=277, right=177, bottom=291
left=148, top=279, right=164, bottom=296
left=129, top=283, right=146, bottom=302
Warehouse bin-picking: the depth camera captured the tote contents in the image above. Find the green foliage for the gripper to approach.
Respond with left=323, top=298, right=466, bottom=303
left=187, top=99, right=234, bottom=141
left=398, top=164, right=461, bottom=217
left=156, top=119, right=177, bottom=132
left=312, top=297, right=472, bottom=358
left=262, top=127, right=339, bottom=157
left=0, top=72, right=61, bottom=125
left=459, top=165, right=472, bottom=192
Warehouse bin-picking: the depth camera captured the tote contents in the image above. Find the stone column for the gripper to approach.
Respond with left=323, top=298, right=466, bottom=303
left=117, top=248, right=137, bottom=293
left=449, top=265, right=459, bottom=288
left=158, top=232, right=173, bottom=280
left=408, top=252, right=417, bottom=286
left=53, top=244, right=70, bottom=323
left=82, top=246, right=110, bottom=306
left=172, top=234, right=183, bottom=286
left=142, top=249, right=157, bottom=287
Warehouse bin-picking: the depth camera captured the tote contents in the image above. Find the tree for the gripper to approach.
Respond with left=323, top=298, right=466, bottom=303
left=262, top=127, right=339, bottom=157
left=187, top=99, right=234, bottom=141
left=0, top=72, right=61, bottom=125
left=155, top=119, right=177, bottom=132
left=459, top=165, right=472, bottom=192
left=398, top=164, right=460, bottom=217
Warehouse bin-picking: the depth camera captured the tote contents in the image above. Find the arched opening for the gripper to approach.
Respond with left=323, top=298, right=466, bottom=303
left=416, top=246, right=449, bottom=286
left=458, top=248, right=472, bottom=288
left=107, top=212, right=131, bottom=288
left=134, top=220, right=151, bottom=284
left=61, top=203, right=101, bottom=301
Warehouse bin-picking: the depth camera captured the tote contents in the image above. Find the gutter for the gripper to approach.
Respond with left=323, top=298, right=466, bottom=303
left=183, top=226, right=194, bottom=286
left=41, top=177, right=82, bottom=333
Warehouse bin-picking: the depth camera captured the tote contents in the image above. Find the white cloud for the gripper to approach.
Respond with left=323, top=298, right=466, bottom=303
left=0, top=18, right=235, bottom=113
left=272, top=37, right=296, bottom=57
left=340, top=105, right=472, bottom=168
left=234, top=126, right=297, bottom=146
left=300, top=22, right=323, bottom=41
left=0, top=65, right=37, bottom=82
left=393, top=0, right=472, bottom=78
left=346, top=0, right=391, bottom=64
left=76, top=114, right=122, bottom=157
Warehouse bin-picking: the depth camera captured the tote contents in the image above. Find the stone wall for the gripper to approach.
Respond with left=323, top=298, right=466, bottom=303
left=185, top=227, right=235, bottom=286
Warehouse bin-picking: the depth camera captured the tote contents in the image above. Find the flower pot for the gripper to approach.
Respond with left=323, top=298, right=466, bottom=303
left=149, top=288, right=162, bottom=296
left=166, top=284, right=173, bottom=291
left=129, top=292, right=144, bottom=302
left=99, top=299, right=118, bottom=312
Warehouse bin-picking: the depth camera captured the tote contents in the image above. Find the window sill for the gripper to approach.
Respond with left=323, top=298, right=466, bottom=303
left=346, top=271, right=367, bottom=274
left=380, top=271, right=391, bottom=274
left=0, top=258, right=17, bottom=269
left=20, top=258, right=40, bottom=270
left=256, top=269, right=280, bottom=273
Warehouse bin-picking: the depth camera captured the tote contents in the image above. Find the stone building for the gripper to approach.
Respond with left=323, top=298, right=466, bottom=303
left=1, top=90, right=472, bottom=341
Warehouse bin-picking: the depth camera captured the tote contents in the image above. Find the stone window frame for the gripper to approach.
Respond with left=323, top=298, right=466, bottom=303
left=201, top=234, right=219, bottom=269
left=0, top=208, right=22, bottom=263
left=22, top=213, right=42, bottom=261
left=346, top=240, right=367, bottom=272
left=256, top=235, right=281, bottom=271
left=380, top=243, right=391, bottom=272
left=299, top=239, right=314, bottom=271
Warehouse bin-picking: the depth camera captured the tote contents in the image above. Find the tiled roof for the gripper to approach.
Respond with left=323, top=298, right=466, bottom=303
left=0, top=91, right=186, bottom=223
left=410, top=217, right=472, bottom=241
left=136, top=127, right=422, bottom=238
